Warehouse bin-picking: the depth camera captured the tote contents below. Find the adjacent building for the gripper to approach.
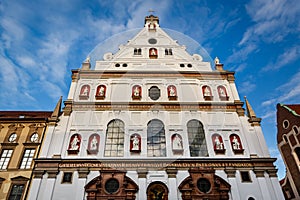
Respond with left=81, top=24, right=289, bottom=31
left=277, top=104, right=300, bottom=199
left=26, top=15, right=284, bottom=200
left=0, top=111, right=53, bottom=199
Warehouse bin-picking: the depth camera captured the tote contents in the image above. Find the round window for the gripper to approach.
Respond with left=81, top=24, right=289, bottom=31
left=105, top=178, right=119, bottom=194
left=283, top=120, right=289, bottom=129
left=30, top=133, right=39, bottom=142
left=197, top=178, right=211, bottom=193
left=149, top=86, right=160, bottom=100
left=8, top=133, right=17, bottom=142
left=148, top=38, right=157, bottom=44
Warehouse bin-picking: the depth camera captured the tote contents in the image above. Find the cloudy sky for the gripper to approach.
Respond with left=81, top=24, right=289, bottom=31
left=1, top=0, right=299, bottom=179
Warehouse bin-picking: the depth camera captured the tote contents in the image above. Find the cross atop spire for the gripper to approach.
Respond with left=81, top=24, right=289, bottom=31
left=148, top=9, right=155, bottom=15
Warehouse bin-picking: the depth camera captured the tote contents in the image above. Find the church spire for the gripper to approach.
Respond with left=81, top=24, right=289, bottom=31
left=244, top=96, right=261, bottom=126
left=49, top=96, right=62, bottom=125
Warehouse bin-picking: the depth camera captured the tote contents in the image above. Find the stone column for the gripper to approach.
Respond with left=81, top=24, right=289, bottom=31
left=225, top=168, right=240, bottom=200
left=75, top=168, right=90, bottom=200
left=166, top=168, right=178, bottom=200
left=27, top=170, right=44, bottom=200
left=254, top=169, right=272, bottom=199
left=137, top=168, right=148, bottom=200
left=267, top=169, right=285, bottom=199
left=38, top=170, right=58, bottom=200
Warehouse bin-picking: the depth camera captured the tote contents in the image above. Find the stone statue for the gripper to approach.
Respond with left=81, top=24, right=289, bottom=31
left=214, top=136, right=223, bottom=150
left=133, top=86, right=140, bottom=97
left=82, top=86, right=89, bottom=96
left=232, top=136, right=240, bottom=150
left=204, top=86, right=211, bottom=96
left=169, top=86, right=176, bottom=96
left=90, top=136, right=98, bottom=150
left=173, top=134, right=183, bottom=150
left=131, top=135, right=140, bottom=150
left=98, top=86, right=105, bottom=96
left=70, top=135, right=80, bottom=150
left=214, top=57, right=220, bottom=64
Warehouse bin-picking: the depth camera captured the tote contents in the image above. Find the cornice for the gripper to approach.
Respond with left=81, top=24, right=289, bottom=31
left=75, top=70, right=235, bottom=81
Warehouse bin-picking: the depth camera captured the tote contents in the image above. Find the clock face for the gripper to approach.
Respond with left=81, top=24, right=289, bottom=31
left=30, top=133, right=39, bottom=142
left=149, top=86, right=160, bottom=100
left=8, top=133, right=17, bottom=142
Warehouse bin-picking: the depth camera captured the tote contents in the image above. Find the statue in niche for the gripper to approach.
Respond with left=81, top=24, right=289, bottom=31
left=70, top=135, right=80, bottom=150
left=219, top=87, right=226, bottom=97
left=90, top=135, right=98, bottom=151
left=172, top=134, right=183, bottom=150
left=151, top=49, right=156, bottom=55
left=214, top=136, right=223, bottom=150
left=98, top=86, right=105, bottom=96
left=133, top=86, right=140, bottom=97
left=131, top=135, right=140, bottom=151
left=232, top=136, right=240, bottom=150
left=82, top=86, right=89, bottom=96
left=204, top=86, right=211, bottom=96
left=169, top=86, right=176, bottom=96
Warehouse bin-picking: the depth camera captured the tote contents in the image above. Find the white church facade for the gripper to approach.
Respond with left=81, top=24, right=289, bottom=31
left=27, top=15, right=284, bottom=200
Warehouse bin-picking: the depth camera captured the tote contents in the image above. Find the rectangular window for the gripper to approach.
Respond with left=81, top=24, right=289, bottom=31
left=8, top=184, right=24, bottom=200
left=240, top=171, right=251, bottom=182
left=0, top=149, right=13, bottom=169
left=62, top=172, right=73, bottom=183
left=20, top=149, right=36, bottom=169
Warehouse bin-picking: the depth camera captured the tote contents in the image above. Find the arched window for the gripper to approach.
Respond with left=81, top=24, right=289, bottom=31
left=293, top=126, right=299, bottom=134
left=147, top=119, right=166, bottom=157
left=134, top=48, right=142, bottom=55
left=217, top=86, right=228, bottom=101
left=104, top=119, right=125, bottom=157
left=187, top=120, right=208, bottom=157
left=295, top=147, right=300, bottom=163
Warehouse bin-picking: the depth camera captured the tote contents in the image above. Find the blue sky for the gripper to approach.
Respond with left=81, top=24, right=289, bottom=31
left=0, top=0, right=299, bottom=179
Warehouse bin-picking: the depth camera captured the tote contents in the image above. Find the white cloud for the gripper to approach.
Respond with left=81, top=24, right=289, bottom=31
left=238, top=80, right=256, bottom=94
left=243, top=0, right=300, bottom=45
left=226, top=44, right=257, bottom=65
left=262, top=45, right=300, bottom=71
left=261, top=99, right=276, bottom=107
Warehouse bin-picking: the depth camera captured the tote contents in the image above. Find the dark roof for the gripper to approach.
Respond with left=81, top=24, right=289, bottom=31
left=285, top=104, right=300, bottom=115
left=0, top=111, right=52, bottom=119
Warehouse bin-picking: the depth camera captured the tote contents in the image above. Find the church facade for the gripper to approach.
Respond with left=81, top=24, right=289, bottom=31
left=27, top=15, right=284, bottom=200
left=277, top=104, right=300, bottom=199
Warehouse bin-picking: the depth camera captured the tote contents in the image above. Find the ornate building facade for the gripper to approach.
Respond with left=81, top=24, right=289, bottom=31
left=0, top=110, right=54, bottom=200
left=277, top=104, right=300, bottom=199
left=27, top=15, right=284, bottom=200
